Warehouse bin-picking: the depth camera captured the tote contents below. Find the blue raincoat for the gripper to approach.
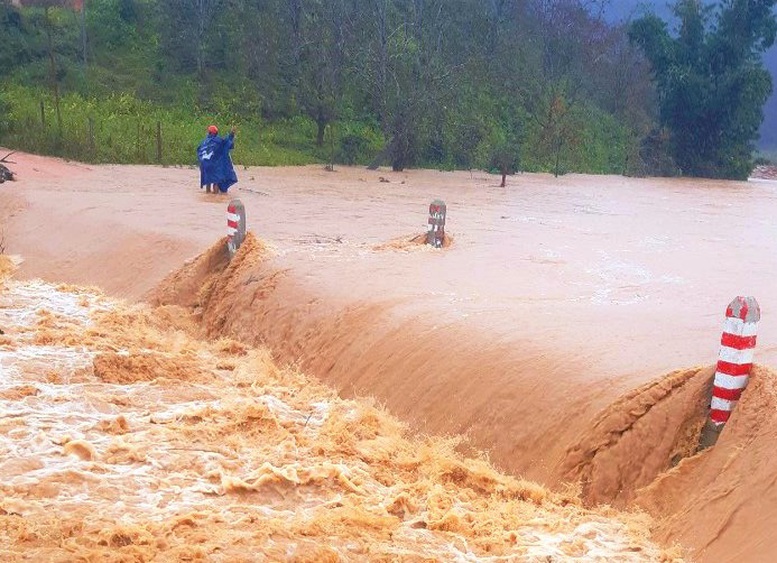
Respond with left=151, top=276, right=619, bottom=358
left=197, top=132, right=238, bottom=193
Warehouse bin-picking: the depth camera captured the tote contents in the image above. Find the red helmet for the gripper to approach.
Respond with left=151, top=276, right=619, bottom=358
left=207, top=125, right=218, bottom=135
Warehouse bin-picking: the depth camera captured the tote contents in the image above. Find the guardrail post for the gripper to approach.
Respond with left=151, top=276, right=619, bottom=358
left=427, top=199, right=446, bottom=248
left=698, top=296, right=760, bottom=450
left=227, top=199, right=246, bottom=257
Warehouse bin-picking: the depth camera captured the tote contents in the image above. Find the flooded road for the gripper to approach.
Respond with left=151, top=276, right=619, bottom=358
left=4, top=152, right=777, bottom=560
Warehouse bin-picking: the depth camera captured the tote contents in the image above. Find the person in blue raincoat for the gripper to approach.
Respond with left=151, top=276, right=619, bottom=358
left=197, top=125, right=238, bottom=193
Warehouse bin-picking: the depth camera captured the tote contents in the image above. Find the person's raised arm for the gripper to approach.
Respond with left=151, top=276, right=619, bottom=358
left=225, top=126, right=236, bottom=150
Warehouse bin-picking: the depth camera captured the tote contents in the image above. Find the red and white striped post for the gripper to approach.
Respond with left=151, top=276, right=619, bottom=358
left=427, top=199, right=447, bottom=248
left=226, top=199, right=246, bottom=257
left=699, top=296, right=760, bottom=449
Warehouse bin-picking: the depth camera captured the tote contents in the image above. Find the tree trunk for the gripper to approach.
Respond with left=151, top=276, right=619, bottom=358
left=500, top=171, right=507, bottom=187
left=44, top=7, right=62, bottom=134
left=80, top=3, right=87, bottom=68
left=554, top=137, right=562, bottom=178
left=389, top=133, right=406, bottom=172
left=316, top=115, right=327, bottom=147
left=374, top=0, right=389, bottom=125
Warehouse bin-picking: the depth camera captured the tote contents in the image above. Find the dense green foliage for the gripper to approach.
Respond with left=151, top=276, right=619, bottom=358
left=0, top=0, right=773, bottom=178
left=630, top=0, right=777, bottom=179
left=0, top=83, right=383, bottom=165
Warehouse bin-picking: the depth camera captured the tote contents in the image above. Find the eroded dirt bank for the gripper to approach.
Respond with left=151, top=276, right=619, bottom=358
left=637, top=366, right=777, bottom=561
left=563, top=361, right=777, bottom=562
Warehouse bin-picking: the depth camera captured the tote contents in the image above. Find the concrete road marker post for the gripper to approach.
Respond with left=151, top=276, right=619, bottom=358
left=427, top=199, right=447, bottom=248
left=227, top=199, right=246, bottom=257
left=698, top=296, right=760, bottom=450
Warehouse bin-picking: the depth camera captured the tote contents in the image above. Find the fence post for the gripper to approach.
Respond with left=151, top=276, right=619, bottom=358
left=427, top=199, right=447, bottom=248
left=40, top=100, right=45, bottom=127
left=227, top=199, right=247, bottom=257
left=698, top=296, right=760, bottom=450
left=156, top=121, right=162, bottom=164
left=136, top=121, right=142, bottom=163
left=88, top=117, right=95, bottom=160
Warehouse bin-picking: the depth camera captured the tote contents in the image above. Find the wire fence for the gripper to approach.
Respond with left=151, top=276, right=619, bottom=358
left=2, top=99, right=197, bottom=165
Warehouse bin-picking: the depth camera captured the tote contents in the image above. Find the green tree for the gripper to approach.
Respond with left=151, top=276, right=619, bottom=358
left=158, top=0, right=224, bottom=78
left=482, top=130, right=521, bottom=187
left=293, top=0, right=350, bottom=147
left=0, top=0, right=681, bottom=174
left=356, top=0, right=455, bottom=171
left=629, top=0, right=777, bottom=179
left=23, top=1, right=79, bottom=133
left=0, top=2, right=37, bottom=75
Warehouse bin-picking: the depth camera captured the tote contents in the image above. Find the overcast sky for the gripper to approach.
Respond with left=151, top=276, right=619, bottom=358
left=600, top=0, right=673, bottom=23
left=606, top=0, right=672, bottom=22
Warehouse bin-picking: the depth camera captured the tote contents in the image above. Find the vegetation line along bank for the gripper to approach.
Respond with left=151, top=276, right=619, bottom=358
left=1, top=0, right=774, bottom=179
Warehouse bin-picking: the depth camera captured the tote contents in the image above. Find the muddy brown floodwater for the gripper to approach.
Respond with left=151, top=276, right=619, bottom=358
left=4, top=150, right=777, bottom=561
